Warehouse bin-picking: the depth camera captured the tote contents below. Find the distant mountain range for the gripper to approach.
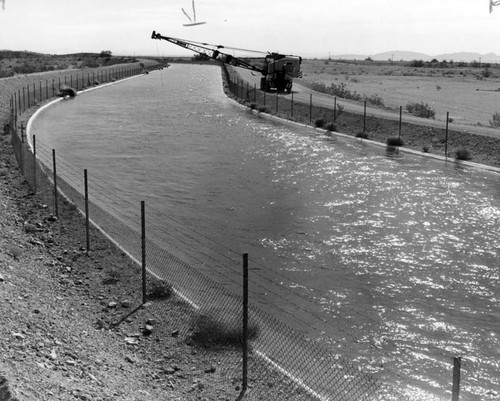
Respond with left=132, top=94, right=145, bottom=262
left=331, top=51, right=500, bottom=63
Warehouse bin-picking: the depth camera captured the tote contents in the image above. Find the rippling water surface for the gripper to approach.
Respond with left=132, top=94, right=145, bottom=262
left=31, top=64, right=500, bottom=400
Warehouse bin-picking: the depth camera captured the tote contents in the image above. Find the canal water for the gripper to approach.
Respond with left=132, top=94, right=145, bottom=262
left=30, top=64, right=500, bottom=400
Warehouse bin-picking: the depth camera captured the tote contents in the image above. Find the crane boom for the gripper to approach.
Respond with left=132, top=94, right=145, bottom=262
left=151, top=30, right=302, bottom=93
left=151, top=31, right=262, bottom=73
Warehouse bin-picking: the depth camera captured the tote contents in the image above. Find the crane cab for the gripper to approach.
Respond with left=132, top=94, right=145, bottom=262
left=260, top=53, right=302, bottom=93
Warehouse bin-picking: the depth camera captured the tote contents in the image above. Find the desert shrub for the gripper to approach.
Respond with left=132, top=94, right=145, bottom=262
left=455, top=148, right=472, bottom=161
left=190, top=306, right=259, bottom=347
left=406, top=102, right=435, bottom=119
left=304, top=81, right=361, bottom=101
left=258, top=106, right=269, bottom=113
left=422, top=145, right=430, bottom=153
left=386, top=137, right=404, bottom=147
left=326, top=122, right=337, bottom=131
left=356, top=131, right=369, bottom=139
left=489, top=112, right=500, bottom=128
left=102, top=268, right=120, bottom=285
left=315, top=118, right=325, bottom=128
left=365, top=93, right=384, bottom=107
left=147, top=279, right=173, bottom=300
left=249, top=102, right=257, bottom=110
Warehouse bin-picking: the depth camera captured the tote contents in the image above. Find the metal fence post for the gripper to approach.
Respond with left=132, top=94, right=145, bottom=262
left=141, top=200, right=147, bottom=304
left=33, top=135, right=37, bottom=194
left=445, top=111, right=449, bottom=159
left=452, top=357, right=461, bottom=401
left=52, top=149, right=59, bottom=217
left=84, top=169, right=90, bottom=253
left=309, top=93, right=312, bottom=123
left=19, top=124, right=24, bottom=173
left=333, top=97, right=337, bottom=122
left=398, top=106, right=402, bottom=140
left=363, top=100, right=367, bottom=133
left=291, top=91, right=294, bottom=119
left=242, top=253, right=249, bottom=396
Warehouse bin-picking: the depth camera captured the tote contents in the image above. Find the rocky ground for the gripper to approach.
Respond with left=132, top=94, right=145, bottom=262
left=0, top=128, right=246, bottom=401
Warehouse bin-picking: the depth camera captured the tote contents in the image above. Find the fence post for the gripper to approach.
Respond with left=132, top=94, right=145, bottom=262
left=291, top=91, right=294, bottom=119
left=242, top=253, right=249, bottom=397
left=452, top=357, right=461, bottom=401
left=398, top=106, right=402, bottom=140
left=33, top=135, right=37, bottom=194
left=333, top=97, right=337, bottom=122
left=19, top=124, right=24, bottom=173
left=363, top=100, right=367, bottom=134
left=84, top=169, right=90, bottom=254
left=275, top=93, right=278, bottom=114
left=445, top=111, right=449, bottom=160
left=263, top=90, right=266, bottom=107
left=141, top=200, right=147, bottom=304
left=52, top=149, right=59, bottom=217
left=309, top=93, right=312, bottom=123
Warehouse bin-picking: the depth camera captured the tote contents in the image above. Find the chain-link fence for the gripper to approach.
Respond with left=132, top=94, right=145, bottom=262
left=5, top=64, right=489, bottom=400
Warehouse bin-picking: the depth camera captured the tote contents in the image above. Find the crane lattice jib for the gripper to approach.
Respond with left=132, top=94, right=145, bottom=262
left=151, top=31, right=263, bottom=75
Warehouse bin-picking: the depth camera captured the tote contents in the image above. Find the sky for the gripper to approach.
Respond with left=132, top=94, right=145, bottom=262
left=0, top=0, right=500, bottom=58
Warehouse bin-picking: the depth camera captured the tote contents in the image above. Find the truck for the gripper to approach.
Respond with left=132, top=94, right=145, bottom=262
left=151, top=31, right=302, bottom=93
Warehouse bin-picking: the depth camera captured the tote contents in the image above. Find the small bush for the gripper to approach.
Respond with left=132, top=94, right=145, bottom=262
left=314, top=118, right=325, bottom=128
left=249, top=102, right=257, bottom=110
left=257, top=106, right=269, bottom=113
left=147, top=279, right=173, bottom=300
left=455, top=148, right=472, bottom=161
left=489, top=112, right=500, bottom=128
left=365, top=93, right=384, bottom=107
left=422, top=145, right=430, bottom=153
left=191, top=306, right=259, bottom=347
left=326, top=122, right=337, bottom=131
left=386, top=137, right=404, bottom=147
left=406, top=102, right=435, bottom=119
left=356, top=131, right=369, bottom=139
left=102, top=268, right=120, bottom=285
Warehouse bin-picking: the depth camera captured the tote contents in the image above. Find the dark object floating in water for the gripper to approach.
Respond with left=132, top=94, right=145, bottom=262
left=57, top=86, right=77, bottom=98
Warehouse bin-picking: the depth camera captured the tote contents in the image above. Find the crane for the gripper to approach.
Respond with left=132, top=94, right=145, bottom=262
left=151, top=31, right=302, bottom=93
